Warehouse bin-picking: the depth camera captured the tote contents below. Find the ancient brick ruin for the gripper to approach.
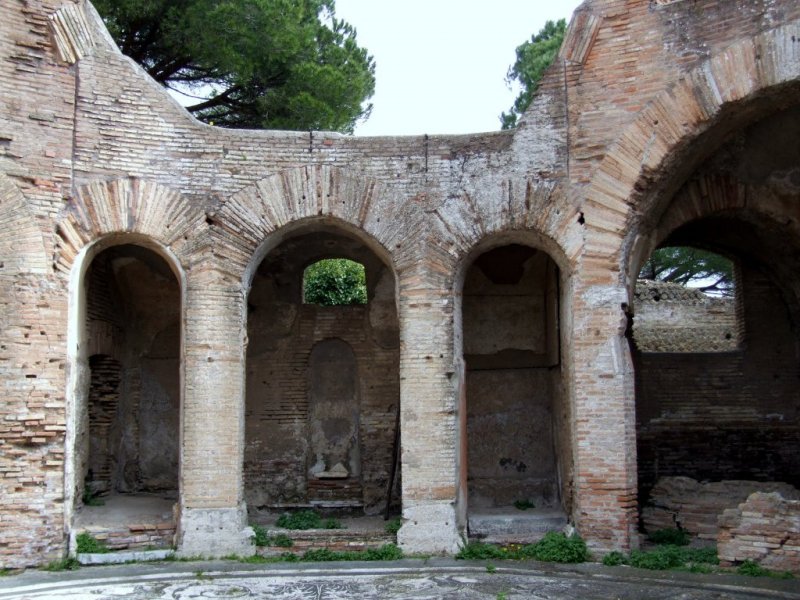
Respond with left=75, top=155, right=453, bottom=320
left=1, top=0, right=799, bottom=570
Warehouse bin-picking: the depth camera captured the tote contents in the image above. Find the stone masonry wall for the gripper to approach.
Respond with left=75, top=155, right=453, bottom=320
left=1, top=0, right=800, bottom=567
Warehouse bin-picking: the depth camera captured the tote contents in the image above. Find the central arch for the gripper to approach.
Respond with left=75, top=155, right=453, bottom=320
left=244, top=219, right=401, bottom=519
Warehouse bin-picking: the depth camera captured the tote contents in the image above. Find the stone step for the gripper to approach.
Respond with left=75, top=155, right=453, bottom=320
left=468, top=509, right=568, bottom=544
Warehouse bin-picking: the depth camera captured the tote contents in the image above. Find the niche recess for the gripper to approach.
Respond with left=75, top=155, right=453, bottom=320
left=245, top=228, right=400, bottom=514
left=462, top=244, right=569, bottom=514
left=80, top=245, right=181, bottom=503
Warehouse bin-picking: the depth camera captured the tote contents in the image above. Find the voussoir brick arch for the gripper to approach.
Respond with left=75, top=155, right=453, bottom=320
left=0, top=172, right=48, bottom=275
left=55, top=178, right=204, bottom=274
left=429, top=178, right=579, bottom=291
left=211, top=165, right=425, bottom=283
left=580, top=19, right=800, bottom=286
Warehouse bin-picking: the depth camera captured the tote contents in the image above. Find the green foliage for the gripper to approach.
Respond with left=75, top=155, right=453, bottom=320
left=737, top=559, right=794, bottom=579
left=602, top=551, right=627, bottom=566
left=513, top=499, right=535, bottom=511
left=303, top=259, right=367, bottom=306
left=302, top=543, right=403, bottom=562
left=384, top=517, right=402, bottom=535
left=82, top=486, right=105, bottom=507
left=627, top=545, right=718, bottom=571
left=93, top=0, right=375, bottom=132
left=75, top=532, right=109, bottom=554
left=522, top=532, right=588, bottom=563
left=486, top=563, right=497, bottom=573
left=457, top=533, right=587, bottom=564
left=252, top=524, right=293, bottom=547
left=647, top=528, right=689, bottom=546
left=640, top=246, right=734, bottom=296
left=275, top=509, right=343, bottom=530
left=271, top=533, right=294, bottom=547
left=41, top=558, right=80, bottom=572
left=0, top=568, right=15, bottom=577
left=629, top=545, right=686, bottom=570
left=501, top=19, right=567, bottom=129
left=456, top=542, right=507, bottom=560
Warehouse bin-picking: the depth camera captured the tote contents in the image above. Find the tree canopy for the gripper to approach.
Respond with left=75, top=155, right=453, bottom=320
left=303, top=259, right=367, bottom=306
left=639, top=246, right=734, bottom=296
left=93, top=0, right=376, bottom=132
left=500, top=19, right=566, bottom=130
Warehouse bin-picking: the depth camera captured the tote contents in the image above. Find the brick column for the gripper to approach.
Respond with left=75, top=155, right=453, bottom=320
left=570, top=280, right=638, bottom=553
left=176, top=267, right=253, bottom=557
left=396, top=288, right=462, bottom=554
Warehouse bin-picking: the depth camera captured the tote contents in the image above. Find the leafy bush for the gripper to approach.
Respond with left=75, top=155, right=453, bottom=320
left=75, top=532, right=109, bottom=554
left=647, top=528, right=689, bottom=546
left=684, top=547, right=718, bottom=565
left=385, top=517, right=402, bottom=535
left=629, top=545, right=687, bottom=570
left=457, top=533, right=587, bottom=563
left=303, top=259, right=367, bottom=306
left=602, top=551, right=627, bottom=566
left=456, top=542, right=507, bottom=560
left=520, top=532, right=588, bottom=563
left=252, top=524, right=269, bottom=547
left=275, top=510, right=341, bottom=530
left=738, top=559, right=771, bottom=577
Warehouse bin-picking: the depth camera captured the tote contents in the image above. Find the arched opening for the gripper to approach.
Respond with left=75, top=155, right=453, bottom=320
left=461, top=243, right=571, bottom=542
left=631, top=106, right=800, bottom=551
left=245, top=225, right=400, bottom=533
left=73, top=244, right=181, bottom=550
left=303, top=259, right=367, bottom=306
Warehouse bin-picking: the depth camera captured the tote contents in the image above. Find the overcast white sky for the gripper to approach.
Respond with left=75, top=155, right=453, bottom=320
left=333, top=1, right=584, bottom=137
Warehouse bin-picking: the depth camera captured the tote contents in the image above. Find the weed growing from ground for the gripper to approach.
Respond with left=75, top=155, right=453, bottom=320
left=486, top=563, right=496, bottom=573
left=513, top=499, right=535, bottom=511
left=385, top=517, right=402, bottom=535
left=82, top=486, right=105, bottom=507
left=302, top=543, right=403, bottom=562
left=275, top=510, right=343, bottom=530
left=75, top=532, right=109, bottom=554
left=737, top=560, right=794, bottom=579
left=457, top=533, right=588, bottom=563
left=602, top=551, right=626, bottom=566
left=251, top=524, right=292, bottom=547
left=41, top=558, right=80, bottom=572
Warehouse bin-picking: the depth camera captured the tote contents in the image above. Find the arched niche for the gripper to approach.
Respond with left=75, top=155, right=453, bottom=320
left=459, top=241, right=572, bottom=541
left=244, top=223, right=400, bottom=517
left=66, top=238, right=183, bottom=543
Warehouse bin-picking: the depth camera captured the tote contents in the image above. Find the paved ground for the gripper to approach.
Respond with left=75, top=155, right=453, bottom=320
left=1, top=559, right=798, bottom=599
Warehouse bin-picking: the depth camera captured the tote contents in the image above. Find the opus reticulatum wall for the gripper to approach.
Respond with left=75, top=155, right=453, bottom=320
left=1, top=0, right=799, bottom=569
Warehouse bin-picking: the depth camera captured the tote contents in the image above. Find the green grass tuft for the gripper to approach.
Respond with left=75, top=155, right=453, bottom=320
left=75, top=532, right=109, bottom=554
left=41, top=558, right=80, bottom=572
left=385, top=517, right=402, bottom=535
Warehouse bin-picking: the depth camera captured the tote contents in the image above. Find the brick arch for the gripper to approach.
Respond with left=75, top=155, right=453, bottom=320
left=0, top=172, right=48, bottom=274
left=428, top=179, right=579, bottom=292
left=580, top=19, right=800, bottom=284
left=55, top=178, right=204, bottom=273
left=210, top=165, right=422, bottom=280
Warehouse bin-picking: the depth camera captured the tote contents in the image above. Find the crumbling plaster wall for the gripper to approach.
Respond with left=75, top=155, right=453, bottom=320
left=1, top=0, right=800, bottom=567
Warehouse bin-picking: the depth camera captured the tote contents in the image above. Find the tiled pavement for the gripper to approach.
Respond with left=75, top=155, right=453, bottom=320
left=0, top=559, right=798, bottom=599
